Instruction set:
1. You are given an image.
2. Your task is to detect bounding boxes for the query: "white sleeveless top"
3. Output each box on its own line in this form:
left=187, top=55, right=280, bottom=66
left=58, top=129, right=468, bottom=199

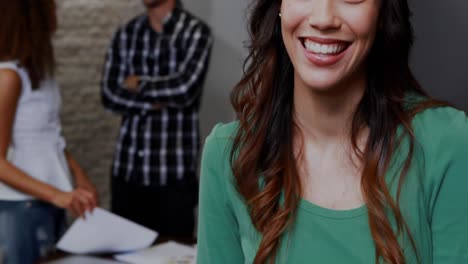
left=0, top=61, right=73, bottom=200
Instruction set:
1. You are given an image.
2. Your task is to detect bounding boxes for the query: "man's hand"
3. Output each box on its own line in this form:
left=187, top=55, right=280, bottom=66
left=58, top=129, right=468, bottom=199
left=123, top=75, right=140, bottom=92
left=153, top=103, right=164, bottom=110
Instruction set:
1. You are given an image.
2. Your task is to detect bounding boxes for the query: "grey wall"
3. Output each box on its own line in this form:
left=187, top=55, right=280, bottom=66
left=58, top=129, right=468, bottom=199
left=183, top=0, right=249, bottom=138
left=411, top=0, right=468, bottom=112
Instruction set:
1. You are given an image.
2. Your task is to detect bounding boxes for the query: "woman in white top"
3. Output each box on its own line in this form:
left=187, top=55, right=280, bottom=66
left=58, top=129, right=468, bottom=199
left=0, top=1, right=98, bottom=263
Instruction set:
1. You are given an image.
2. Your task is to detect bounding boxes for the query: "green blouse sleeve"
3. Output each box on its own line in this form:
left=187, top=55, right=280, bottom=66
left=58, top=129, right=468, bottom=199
left=197, top=124, right=244, bottom=263
left=429, top=112, right=468, bottom=263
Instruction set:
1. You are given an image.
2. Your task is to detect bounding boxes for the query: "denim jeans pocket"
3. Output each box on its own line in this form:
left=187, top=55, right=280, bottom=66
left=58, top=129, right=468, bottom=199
left=0, top=200, right=66, bottom=264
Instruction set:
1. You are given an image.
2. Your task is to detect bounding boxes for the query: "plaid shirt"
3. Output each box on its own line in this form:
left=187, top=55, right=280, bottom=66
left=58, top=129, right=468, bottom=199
left=101, top=7, right=213, bottom=186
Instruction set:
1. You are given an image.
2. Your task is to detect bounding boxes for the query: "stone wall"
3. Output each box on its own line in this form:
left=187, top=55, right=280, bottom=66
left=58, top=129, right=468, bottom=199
left=54, top=0, right=144, bottom=208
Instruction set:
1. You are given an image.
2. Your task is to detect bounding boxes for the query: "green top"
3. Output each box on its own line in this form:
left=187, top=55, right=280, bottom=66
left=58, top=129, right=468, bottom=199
left=197, top=106, right=468, bottom=264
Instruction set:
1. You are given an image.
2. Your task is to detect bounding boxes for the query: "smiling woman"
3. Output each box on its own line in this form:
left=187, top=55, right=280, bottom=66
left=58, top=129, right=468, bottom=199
left=196, top=0, right=468, bottom=263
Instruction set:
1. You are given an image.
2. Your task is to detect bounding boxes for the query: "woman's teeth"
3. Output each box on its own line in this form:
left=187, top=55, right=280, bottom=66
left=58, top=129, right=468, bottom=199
left=303, top=39, right=347, bottom=55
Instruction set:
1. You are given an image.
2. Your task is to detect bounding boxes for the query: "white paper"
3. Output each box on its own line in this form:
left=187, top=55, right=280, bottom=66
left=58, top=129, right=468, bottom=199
left=57, top=208, right=158, bottom=254
left=44, top=255, right=124, bottom=264
left=114, top=241, right=196, bottom=264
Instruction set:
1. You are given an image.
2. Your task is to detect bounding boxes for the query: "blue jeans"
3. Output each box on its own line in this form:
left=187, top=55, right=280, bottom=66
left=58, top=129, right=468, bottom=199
left=0, top=200, right=66, bottom=264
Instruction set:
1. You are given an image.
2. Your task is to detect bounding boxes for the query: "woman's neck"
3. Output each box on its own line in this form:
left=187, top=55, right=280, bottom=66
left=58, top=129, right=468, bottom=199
left=293, top=73, right=367, bottom=145
left=147, top=0, right=176, bottom=33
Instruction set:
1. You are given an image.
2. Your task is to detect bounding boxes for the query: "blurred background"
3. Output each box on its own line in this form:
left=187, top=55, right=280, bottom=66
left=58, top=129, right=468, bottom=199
left=54, top=0, right=467, bottom=209
left=410, top=0, right=468, bottom=112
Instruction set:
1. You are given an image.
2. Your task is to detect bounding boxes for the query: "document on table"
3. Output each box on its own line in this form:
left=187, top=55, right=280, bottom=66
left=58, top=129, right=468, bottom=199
left=114, top=241, right=197, bottom=264
left=44, top=255, right=123, bottom=264
left=57, top=207, right=158, bottom=254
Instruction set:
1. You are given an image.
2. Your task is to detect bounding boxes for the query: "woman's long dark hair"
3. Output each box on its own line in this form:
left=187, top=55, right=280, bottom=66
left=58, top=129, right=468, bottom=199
left=231, top=0, right=448, bottom=263
left=0, top=0, right=57, bottom=89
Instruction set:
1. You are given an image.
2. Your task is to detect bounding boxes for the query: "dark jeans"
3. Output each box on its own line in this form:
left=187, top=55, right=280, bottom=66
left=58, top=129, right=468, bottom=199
left=0, top=200, right=66, bottom=264
left=111, top=176, right=198, bottom=238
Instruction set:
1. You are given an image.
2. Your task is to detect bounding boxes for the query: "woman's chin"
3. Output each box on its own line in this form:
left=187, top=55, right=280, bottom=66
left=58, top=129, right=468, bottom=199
left=297, top=77, right=344, bottom=93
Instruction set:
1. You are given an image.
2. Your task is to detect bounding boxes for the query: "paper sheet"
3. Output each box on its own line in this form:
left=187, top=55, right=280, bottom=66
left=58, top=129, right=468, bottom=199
left=114, top=241, right=196, bottom=264
left=44, top=255, right=123, bottom=264
left=56, top=208, right=158, bottom=254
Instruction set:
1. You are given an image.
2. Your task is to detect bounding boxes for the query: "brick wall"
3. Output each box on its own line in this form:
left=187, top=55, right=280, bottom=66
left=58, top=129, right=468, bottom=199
left=54, top=0, right=144, bottom=208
